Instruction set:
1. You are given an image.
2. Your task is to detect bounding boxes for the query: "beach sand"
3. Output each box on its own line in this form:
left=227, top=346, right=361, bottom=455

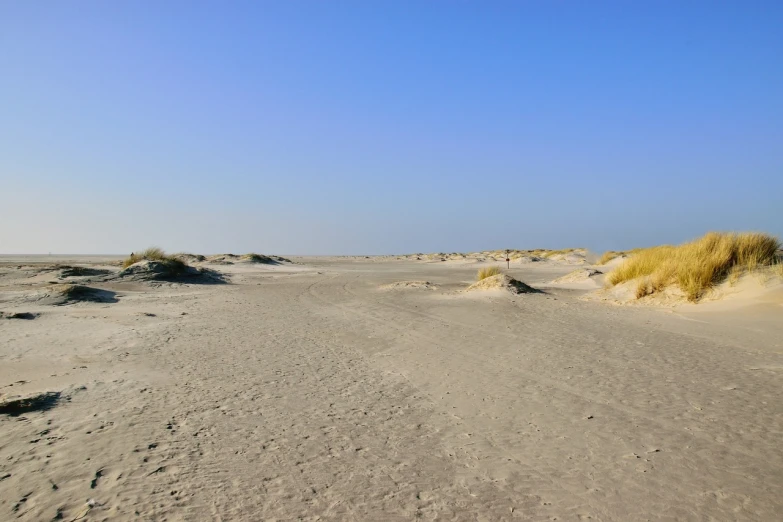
left=1, top=256, right=782, bottom=520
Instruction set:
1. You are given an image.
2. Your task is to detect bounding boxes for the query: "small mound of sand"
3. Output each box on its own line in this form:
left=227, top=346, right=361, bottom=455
left=116, top=261, right=226, bottom=284
left=547, top=253, right=586, bottom=264
left=206, top=254, right=240, bottom=264
left=443, top=257, right=480, bottom=265
left=240, top=254, right=291, bottom=264
left=466, top=274, right=539, bottom=294
left=551, top=268, right=603, bottom=284
left=118, top=260, right=198, bottom=281
left=174, top=253, right=207, bottom=263
left=43, top=284, right=117, bottom=305
left=585, top=279, right=687, bottom=307
left=205, top=253, right=291, bottom=265
left=380, top=281, right=437, bottom=290
left=56, top=266, right=111, bottom=278
left=241, top=254, right=274, bottom=264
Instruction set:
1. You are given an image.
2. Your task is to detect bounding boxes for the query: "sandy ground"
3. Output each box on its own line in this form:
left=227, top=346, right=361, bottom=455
left=1, top=256, right=782, bottom=521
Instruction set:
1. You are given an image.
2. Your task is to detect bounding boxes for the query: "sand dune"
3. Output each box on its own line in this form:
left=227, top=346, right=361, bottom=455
left=399, top=248, right=588, bottom=265
left=1, top=255, right=782, bottom=520
left=466, top=273, right=540, bottom=294
left=590, top=267, right=783, bottom=309
left=594, top=233, right=782, bottom=305
left=117, top=260, right=225, bottom=284
left=204, top=253, right=292, bottom=265
left=551, top=267, right=603, bottom=284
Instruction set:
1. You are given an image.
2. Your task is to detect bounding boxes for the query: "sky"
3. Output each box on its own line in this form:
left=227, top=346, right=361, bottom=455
left=1, top=1, right=781, bottom=255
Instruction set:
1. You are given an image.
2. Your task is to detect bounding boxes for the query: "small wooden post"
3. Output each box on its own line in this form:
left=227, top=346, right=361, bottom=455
left=505, top=249, right=510, bottom=269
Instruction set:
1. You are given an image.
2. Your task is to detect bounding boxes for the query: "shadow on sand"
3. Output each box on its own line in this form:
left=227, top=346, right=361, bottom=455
left=0, top=391, right=61, bottom=416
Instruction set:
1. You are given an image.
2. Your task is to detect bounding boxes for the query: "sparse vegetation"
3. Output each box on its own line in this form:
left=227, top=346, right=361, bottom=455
left=607, top=232, right=781, bottom=301
left=57, top=265, right=89, bottom=276
left=50, top=284, right=89, bottom=297
left=635, top=279, right=652, bottom=299
left=598, top=248, right=646, bottom=265
left=407, top=248, right=584, bottom=263
left=468, top=273, right=540, bottom=294
left=477, top=266, right=502, bottom=281
left=122, top=247, right=187, bottom=272
left=598, top=251, right=622, bottom=264
left=57, top=265, right=108, bottom=278
left=241, top=253, right=274, bottom=263
left=174, top=252, right=206, bottom=263
left=46, top=284, right=116, bottom=303
left=775, top=259, right=783, bottom=278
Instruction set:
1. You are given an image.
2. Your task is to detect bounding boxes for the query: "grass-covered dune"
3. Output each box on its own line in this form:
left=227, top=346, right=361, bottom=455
left=122, top=247, right=188, bottom=273
left=605, top=232, right=781, bottom=301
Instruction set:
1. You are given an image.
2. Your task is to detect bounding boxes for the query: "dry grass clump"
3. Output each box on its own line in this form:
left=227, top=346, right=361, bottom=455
left=598, top=248, right=646, bottom=265
left=598, top=251, right=622, bottom=265
left=477, top=266, right=502, bottom=281
left=635, top=279, right=652, bottom=299
left=122, top=247, right=187, bottom=272
left=607, top=232, right=781, bottom=301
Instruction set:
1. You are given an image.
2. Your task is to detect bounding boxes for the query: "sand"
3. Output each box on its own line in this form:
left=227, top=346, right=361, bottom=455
left=379, top=281, right=437, bottom=291
left=465, top=274, right=539, bottom=294
left=549, top=268, right=605, bottom=290
left=1, top=255, right=782, bottom=520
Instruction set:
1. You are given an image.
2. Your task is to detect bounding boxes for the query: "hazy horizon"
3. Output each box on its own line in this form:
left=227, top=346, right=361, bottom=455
left=2, top=2, right=781, bottom=255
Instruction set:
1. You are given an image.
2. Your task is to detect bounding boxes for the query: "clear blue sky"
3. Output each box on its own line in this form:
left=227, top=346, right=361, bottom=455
left=1, top=1, right=781, bottom=255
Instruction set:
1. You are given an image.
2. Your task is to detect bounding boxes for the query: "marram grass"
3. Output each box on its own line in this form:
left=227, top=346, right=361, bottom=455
left=607, top=232, right=780, bottom=301
left=598, top=248, right=646, bottom=265
left=477, top=266, right=502, bottom=281
left=122, top=247, right=187, bottom=271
